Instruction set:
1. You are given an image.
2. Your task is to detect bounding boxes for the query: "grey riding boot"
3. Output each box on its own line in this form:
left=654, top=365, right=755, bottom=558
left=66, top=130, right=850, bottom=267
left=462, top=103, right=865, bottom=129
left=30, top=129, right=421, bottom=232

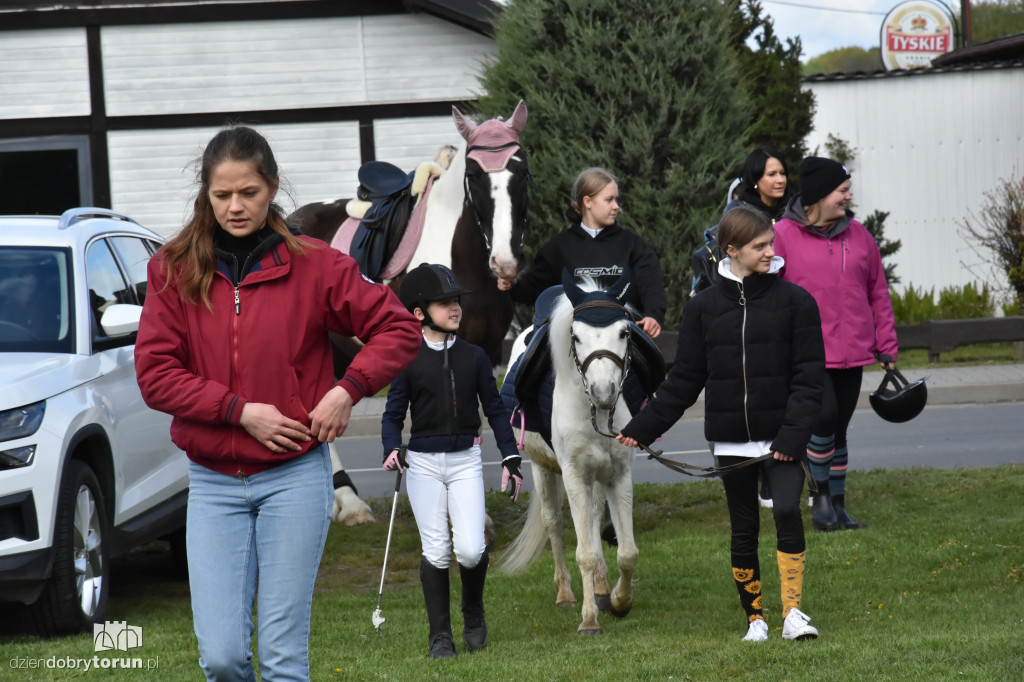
left=420, top=558, right=455, bottom=659
left=459, top=551, right=489, bottom=651
left=810, top=480, right=839, bottom=532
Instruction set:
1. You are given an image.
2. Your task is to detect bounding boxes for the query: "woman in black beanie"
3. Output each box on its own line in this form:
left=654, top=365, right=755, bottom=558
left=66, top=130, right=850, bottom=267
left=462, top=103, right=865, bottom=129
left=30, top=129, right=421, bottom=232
left=772, top=157, right=899, bottom=532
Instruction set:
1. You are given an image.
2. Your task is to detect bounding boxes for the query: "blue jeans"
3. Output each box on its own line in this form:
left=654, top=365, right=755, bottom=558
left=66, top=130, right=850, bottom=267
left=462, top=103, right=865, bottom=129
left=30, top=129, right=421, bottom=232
left=187, top=444, right=332, bottom=682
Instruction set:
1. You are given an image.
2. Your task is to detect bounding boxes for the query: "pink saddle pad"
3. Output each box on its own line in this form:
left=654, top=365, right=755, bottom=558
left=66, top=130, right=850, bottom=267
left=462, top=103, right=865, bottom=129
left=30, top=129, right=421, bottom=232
left=330, top=173, right=437, bottom=279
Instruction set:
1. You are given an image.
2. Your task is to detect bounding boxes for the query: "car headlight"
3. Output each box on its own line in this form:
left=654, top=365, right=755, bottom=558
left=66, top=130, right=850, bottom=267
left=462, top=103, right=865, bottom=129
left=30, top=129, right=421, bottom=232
left=0, top=401, right=45, bottom=441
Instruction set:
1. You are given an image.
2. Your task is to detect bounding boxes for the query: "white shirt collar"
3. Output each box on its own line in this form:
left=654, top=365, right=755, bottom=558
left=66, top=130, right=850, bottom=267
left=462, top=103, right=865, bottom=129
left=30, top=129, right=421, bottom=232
left=718, top=256, right=785, bottom=282
left=423, top=332, right=455, bottom=350
left=580, top=222, right=601, bottom=238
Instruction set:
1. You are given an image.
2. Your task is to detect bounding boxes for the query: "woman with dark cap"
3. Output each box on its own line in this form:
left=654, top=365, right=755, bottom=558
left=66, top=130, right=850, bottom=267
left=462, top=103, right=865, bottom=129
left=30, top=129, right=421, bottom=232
left=773, top=156, right=898, bottom=532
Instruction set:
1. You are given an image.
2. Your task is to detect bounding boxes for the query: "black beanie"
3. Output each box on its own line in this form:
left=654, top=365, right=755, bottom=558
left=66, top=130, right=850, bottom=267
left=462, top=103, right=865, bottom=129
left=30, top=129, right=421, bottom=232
left=799, top=157, right=851, bottom=206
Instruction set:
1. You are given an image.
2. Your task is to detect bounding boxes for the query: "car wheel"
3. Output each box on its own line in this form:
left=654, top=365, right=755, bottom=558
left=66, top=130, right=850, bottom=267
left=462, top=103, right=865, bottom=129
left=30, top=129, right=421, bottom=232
left=30, top=460, right=110, bottom=636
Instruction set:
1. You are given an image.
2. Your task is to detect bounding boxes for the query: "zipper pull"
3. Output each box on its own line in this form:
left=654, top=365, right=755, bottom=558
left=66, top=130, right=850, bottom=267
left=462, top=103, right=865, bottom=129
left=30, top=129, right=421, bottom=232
left=738, top=281, right=746, bottom=307
left=234, top=286, right=240, bottom=315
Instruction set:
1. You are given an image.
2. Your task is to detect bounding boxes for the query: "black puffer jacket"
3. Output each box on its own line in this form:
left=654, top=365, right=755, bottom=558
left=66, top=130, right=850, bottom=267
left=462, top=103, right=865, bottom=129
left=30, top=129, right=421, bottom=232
left=621, top=266, right=824, bottom=459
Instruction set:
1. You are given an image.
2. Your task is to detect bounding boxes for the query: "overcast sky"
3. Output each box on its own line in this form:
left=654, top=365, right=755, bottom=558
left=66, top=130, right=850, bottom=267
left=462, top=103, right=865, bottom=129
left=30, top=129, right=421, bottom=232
left=762, top=0, right=943, bottom=60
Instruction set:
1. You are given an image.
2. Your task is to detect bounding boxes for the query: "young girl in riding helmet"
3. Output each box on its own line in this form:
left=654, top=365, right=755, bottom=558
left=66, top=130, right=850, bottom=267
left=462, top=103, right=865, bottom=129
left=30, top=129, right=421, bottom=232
left=382, top=263, right=522, bottom=659
left=617, top=205, right=826, bottom=642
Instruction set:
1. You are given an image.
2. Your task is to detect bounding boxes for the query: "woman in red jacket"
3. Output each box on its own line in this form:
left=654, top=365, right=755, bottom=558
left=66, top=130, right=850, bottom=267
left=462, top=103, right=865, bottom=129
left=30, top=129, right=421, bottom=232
left=135, top=126, right=421, bottom=681
left=773, top=157, right=898, bottom=532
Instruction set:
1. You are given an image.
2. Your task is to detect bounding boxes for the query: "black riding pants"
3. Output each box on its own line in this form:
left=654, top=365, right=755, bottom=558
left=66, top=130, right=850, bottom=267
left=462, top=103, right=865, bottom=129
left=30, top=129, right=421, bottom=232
left=718, top=456, right=807, bottom=560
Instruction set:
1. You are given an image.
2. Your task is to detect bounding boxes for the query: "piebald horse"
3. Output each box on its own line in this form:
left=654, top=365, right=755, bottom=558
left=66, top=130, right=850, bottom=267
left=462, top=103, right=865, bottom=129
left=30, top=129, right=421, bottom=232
left=287, top=103, right=531, bottom=526
left=502, top=272, right=639, bottom=634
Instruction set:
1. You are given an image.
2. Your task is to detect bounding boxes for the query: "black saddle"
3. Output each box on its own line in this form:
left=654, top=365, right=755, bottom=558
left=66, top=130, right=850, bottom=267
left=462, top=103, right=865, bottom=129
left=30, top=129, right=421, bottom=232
left=350, top=161, right=416, bottom=281
left=627, top=321, right=667, bottom=396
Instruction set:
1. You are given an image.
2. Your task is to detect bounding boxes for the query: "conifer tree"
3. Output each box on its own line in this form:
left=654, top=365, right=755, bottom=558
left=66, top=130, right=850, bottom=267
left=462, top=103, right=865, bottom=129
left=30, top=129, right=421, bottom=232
left=729, top=0, right=815, bottom=168
left=476, top=0, right=750, bottom=325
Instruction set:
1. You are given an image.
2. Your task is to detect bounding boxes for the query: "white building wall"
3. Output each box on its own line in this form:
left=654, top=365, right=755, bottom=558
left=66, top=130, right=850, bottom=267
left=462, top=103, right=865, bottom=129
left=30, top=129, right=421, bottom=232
left=373, top=115, right=462, bottom=175
left=805, top=66, right=1024, bottom=300
left=108, top=122, right=361, bottom=238
left=101, top=13, right=494, bottom=116
left=0, top=28, right=90, bottom=118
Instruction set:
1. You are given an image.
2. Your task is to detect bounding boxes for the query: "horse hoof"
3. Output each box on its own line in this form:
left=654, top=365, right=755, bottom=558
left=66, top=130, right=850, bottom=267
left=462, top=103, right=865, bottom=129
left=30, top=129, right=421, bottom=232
left=607, top=603, right=632, bottom=619
left=595, top=594, right=612, bottom=612
left=577, top=626, right=602, bottom=636
left=340, top=508, right=375, bottom=526
left=555, top=598, right=578, bottom=607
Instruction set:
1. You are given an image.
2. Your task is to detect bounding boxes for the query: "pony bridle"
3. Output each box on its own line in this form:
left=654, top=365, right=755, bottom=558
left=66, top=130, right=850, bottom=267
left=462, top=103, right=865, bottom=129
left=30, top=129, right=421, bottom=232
left=569, top=300, right=632, bottom=438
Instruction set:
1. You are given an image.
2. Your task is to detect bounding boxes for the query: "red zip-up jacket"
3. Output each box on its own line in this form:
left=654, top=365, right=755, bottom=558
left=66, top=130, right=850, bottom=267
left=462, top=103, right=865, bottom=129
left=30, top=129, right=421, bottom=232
left=135, top=234, right=421, bottom=476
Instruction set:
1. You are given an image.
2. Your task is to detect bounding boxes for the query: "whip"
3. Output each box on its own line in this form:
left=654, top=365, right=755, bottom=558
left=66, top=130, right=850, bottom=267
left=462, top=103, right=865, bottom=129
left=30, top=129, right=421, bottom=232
left=372, top=468, right=403, bottom=633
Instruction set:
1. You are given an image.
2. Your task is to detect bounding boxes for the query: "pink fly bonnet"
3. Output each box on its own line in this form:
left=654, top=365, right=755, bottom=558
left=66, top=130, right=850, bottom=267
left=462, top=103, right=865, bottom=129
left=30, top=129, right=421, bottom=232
left=453, top=100, right=528, bottom=173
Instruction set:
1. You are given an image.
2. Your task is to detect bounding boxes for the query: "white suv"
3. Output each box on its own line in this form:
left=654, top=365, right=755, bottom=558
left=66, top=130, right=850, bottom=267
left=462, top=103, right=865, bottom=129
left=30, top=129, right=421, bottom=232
left=0, top=208, right=188, bottom=636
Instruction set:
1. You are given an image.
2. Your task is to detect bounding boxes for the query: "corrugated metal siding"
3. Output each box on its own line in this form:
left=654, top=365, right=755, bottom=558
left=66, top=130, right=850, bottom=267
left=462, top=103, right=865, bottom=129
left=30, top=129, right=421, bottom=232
left=374, top=115, right=460, bottom=175
left=805, top=67, right=1024, bottom=298
left=362, top=14, right=494, bottom=104
left=102, top=18, right=366, bottom=116
left=0, top=28, right=90, bottom=118
left=101, top=13, right=493, bottom=117
left=108, top=122, right=359, bottom=237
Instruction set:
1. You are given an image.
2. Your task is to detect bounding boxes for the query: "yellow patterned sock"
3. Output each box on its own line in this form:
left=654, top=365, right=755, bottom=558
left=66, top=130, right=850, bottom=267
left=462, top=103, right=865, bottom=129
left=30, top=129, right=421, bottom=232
left=777, top=550, right=806, bottom=618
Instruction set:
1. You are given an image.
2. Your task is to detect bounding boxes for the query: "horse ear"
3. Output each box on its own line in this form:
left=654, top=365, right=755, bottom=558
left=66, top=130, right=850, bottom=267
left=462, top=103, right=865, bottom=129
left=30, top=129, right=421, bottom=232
left=452, top=106, right=477, bottom=141
left=506, top=100, right=528, bottom=137
left=562, top=268, right=585, bottom=307
left=607, top=265, right=632, bottom=303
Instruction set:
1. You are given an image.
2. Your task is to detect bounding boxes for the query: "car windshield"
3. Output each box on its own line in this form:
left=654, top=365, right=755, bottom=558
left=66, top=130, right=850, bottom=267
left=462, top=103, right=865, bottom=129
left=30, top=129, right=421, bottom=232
left=0, top=247, right=74, bottom=353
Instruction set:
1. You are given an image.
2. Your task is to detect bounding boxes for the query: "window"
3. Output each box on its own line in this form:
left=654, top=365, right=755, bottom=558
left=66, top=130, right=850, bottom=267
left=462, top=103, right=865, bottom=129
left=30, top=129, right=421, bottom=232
left=86, top=239, right=134, bottom=348
left=109, top=237, right=155, bottom=305
left=0, top=136, right=92, bottom=215
left=0, top=247, right=73, bottom=354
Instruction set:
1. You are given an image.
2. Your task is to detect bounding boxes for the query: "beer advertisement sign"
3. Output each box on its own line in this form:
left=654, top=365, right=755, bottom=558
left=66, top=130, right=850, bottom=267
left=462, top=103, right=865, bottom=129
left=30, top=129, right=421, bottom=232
left=880, top=1, right=955, bottom=71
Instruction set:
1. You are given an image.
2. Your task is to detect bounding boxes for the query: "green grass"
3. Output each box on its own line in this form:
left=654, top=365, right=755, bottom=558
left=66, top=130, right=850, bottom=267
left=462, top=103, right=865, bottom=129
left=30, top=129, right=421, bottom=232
left=3, top=466, right=1023, bottom=680
left=894, top=342, right=1022, bottom=369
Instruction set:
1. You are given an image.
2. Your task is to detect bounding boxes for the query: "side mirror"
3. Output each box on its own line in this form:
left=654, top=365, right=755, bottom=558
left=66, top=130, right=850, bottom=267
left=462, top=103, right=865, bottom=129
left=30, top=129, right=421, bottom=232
left=100, top=304, right=143, bottom=337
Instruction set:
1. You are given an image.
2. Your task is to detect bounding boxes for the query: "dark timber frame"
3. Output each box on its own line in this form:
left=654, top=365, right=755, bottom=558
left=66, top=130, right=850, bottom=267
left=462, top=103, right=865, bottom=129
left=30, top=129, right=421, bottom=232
left=0, top=0, right=492, bottom=208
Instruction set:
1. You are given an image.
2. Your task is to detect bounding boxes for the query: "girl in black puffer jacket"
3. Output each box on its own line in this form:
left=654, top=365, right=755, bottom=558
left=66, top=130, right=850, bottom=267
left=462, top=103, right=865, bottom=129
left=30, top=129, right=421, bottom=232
left=618, top=205, right=825, bottom=643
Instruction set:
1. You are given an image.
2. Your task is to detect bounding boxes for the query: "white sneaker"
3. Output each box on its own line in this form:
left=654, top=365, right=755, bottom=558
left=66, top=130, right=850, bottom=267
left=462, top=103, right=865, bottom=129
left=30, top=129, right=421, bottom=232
left=782, top=608, right=819, bottom=640
left=742, top=618, right=769, bottom=642
left=758, top=493, right=774, bottom=509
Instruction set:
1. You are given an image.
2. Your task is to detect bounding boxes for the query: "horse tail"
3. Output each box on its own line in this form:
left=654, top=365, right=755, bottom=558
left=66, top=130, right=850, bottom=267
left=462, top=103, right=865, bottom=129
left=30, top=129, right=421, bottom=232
left=500, top=488, right=549, bottom=574
left=500, top=434, right=561, bottom=575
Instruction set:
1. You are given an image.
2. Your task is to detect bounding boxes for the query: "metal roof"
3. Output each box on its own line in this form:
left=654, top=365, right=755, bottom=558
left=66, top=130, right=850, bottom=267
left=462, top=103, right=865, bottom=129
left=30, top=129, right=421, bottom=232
left=804, top=33, right=1024, bottom=83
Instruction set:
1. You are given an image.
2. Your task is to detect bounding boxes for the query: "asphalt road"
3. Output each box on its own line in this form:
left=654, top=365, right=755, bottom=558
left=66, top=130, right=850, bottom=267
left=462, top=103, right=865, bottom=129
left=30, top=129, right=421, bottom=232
left=334, top=401, right=1024, bottom=500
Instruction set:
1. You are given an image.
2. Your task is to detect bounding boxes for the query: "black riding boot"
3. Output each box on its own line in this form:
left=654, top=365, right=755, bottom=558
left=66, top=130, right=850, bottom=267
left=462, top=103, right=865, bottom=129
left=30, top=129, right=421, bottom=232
left=832, top=494, right=868, bottom=530
left=459, top=551, right=489, bottom=652
left=420, top=558, right=455, bottom=659
left=811, top=480, right=839, bottom=532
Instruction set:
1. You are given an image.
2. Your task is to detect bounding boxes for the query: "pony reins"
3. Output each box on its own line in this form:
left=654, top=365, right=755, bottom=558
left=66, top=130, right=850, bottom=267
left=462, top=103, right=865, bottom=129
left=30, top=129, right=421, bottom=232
left=570, top=299, right=815, bottom=485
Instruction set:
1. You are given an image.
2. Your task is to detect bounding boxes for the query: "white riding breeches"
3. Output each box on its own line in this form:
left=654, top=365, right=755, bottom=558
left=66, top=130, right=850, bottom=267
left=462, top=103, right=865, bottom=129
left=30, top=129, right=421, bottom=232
left=405, top=445, right=486, bottom=570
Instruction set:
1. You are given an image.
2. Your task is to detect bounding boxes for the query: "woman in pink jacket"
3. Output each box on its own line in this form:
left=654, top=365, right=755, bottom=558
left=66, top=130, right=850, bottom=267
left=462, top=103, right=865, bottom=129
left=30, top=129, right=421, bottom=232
left=773, top=157, right=898, bottom=532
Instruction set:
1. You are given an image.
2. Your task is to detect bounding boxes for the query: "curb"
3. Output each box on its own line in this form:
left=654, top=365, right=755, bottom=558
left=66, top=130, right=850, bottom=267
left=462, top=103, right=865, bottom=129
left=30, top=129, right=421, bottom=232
left=344, top=374, right=1024, bottom=439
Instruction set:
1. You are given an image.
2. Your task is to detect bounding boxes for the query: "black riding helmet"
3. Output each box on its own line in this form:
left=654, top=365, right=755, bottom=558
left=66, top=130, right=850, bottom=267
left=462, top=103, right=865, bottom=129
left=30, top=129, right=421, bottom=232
left=869, top=364, right=928, bottom=423
left=399, top=263, right=471, bottom=319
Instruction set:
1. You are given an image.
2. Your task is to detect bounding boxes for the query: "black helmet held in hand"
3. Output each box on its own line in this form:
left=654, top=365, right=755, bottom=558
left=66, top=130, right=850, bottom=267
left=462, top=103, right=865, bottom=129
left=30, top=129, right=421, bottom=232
left=869, top=366, right=928, bottom=423
left=399, top=263, right=471, bottom=314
